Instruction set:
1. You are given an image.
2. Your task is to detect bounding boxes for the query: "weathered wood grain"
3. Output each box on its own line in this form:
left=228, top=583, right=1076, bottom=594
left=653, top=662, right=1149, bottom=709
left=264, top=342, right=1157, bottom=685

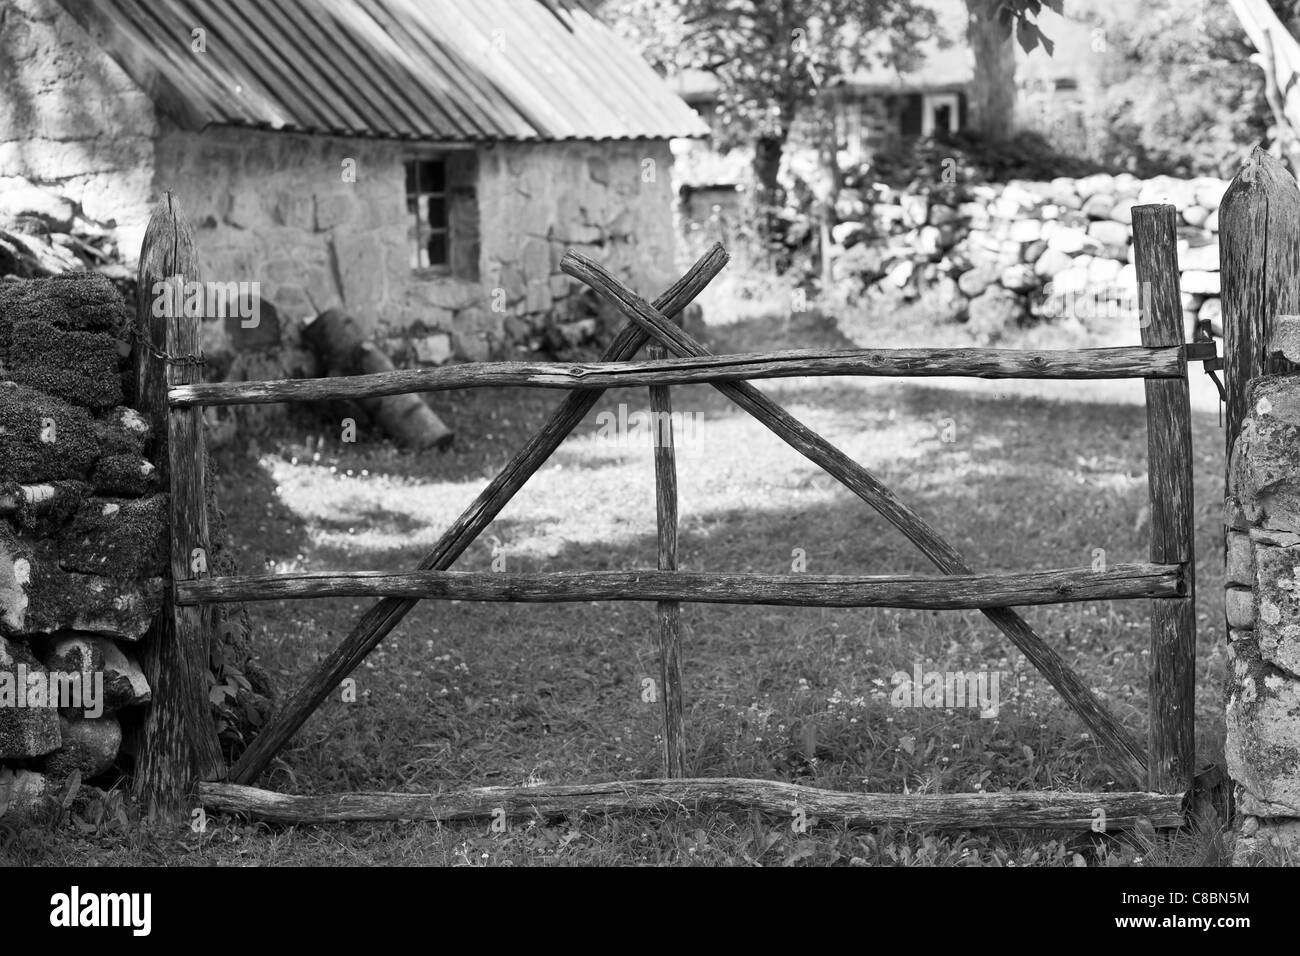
left=226, top=243, right=730, bottom=786
left=561, top=251, right=1151, bottom=786
left=648, top=336, right=686, bottom=778
left=1219, top=146, right=1300, bottom=457
left=1132, top=204, right=1197, bottom=796
left=133, top=194, right=225, bottom=814
left=170, top=346, right=1186, bottom=407
left=199, top=780, right=1184, bottom=830
left=178, top=563, right=1185, bottom=608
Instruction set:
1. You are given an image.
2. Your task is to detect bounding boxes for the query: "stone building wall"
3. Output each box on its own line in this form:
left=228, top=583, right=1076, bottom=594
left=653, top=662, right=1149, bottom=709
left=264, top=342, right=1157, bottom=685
left=1225, top=372, right=1300, bottom=863
left=156, top=128, right=678, bottom=366
left=0, top=0, right=156, bottom=253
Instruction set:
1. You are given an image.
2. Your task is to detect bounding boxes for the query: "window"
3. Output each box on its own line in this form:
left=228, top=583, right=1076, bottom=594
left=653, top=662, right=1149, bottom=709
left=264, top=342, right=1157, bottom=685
left=406, top=158, right=448, bottom=270
left=405, top=154, right=480, bottom=280
left=921, top=93, right=961, bottom=137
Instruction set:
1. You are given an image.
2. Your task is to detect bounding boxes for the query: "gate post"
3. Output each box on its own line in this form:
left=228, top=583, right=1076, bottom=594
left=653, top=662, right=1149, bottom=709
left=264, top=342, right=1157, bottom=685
left=1132, top=204, right=1196, bottom=795
left=1220, top=146, right=1300, bottom=860
left=132, top=193, right=224, bottom=816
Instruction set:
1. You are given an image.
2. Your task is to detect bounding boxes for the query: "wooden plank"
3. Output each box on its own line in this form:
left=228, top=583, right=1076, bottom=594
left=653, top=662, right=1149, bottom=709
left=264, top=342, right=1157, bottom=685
left=226, top=244, right=730, bottom=786
left=1220, top=146, right=1300, bottom=458
left=199, top=780, right=1184, bottom=830
left=649, top=337, right=686, bottom=778
left=170, top=345, right=1186, bottom=408
left=132, top=194, right=225, bottom=814
left=560, top=251, right=1151, bottom=786
left=1132, top=204, right=1197, bottom=796
left=178, top=563, right=1186, bottom=608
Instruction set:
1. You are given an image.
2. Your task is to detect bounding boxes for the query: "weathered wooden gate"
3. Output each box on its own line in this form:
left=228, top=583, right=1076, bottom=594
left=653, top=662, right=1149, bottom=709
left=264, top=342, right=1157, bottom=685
left=138, top=198, right=1207, bottom=830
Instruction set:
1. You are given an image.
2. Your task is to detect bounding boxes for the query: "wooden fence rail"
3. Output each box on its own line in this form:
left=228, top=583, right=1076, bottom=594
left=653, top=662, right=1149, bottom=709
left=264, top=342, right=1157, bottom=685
left=176, top=564, right=1186, bottom=608
left=199, top=780, right=1184, bottom=831
left=169, top=345, right=1187, bottom=407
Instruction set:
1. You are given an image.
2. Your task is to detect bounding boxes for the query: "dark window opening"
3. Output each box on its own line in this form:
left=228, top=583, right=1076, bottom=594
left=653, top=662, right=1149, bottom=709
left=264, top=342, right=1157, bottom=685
left=405, top=154, right=479, bottom=280
left=407, top=158, right=449, bottom=269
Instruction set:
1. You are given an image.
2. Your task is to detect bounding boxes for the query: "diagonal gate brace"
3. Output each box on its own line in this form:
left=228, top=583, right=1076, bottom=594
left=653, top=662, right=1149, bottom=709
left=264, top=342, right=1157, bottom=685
left=560, top=251, right=1149, bottom=787
left=227, top=245, right=730, bottom=785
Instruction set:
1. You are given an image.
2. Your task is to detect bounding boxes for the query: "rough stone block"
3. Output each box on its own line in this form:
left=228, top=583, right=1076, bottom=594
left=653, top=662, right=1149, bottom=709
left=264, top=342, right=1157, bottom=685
left=40, top=632, right=150, bottom=714
left=43, top=713, right=120, bottom=779
left=0, top=767, right=48, bottom=816
left=1253, top=545, right=1300, bottom=677
left=1231, top=377, right=1300, bottom=531
left=1226, top=586, right=1256, bottom=629
left=1233, top=817, right=1300, bottom=864
left=7, top=321, right=122, bottom=409
left=1225, top=531, right=1254, bottom=586
left=91, top=455, right=156, bottom=496
left=0, top=272, right=130, bottom=335
left=1224, top=640, right=1300, bottom=816
left=2, top=525, right=163, bottom=640
left=0, top=636, right=62, bottom=758
left=57, top=496, right=168, bottom=579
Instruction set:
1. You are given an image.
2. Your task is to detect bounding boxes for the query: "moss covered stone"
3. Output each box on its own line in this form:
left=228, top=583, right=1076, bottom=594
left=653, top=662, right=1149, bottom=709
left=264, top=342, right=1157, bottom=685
left=0, top=383, right=101, bottom=482
left=0, top=636, right=62, bottom=758
left=56, top=495, right=168, bottom=579
left=91, top=455, right=157, bottom=496
left=8, top=320, right=122, bottom=409
left=0, top=272, right=130, bottom=339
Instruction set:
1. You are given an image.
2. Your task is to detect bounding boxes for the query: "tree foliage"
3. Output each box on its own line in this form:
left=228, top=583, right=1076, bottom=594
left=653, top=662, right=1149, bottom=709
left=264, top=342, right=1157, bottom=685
left=606, top=0, right=935, bottom=153
left=1086, top=0, right=1269, bottom=177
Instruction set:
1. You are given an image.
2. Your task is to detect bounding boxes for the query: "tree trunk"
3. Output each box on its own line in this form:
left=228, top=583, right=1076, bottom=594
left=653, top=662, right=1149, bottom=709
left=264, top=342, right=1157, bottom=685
left=965, top=0, right=1017, bottom=140
left=751, top=133, right=788, bottom=245
left=302, top=309, right=454, bottom=451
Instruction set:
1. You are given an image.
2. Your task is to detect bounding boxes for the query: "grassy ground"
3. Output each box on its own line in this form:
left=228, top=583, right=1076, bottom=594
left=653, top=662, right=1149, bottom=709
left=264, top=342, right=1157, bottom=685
left=5, top=283, right=1242, bottom=866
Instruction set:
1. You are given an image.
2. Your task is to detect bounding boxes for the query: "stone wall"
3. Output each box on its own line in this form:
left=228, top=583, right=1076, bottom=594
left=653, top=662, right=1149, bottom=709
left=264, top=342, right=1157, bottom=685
left=0, top=273, right=157, bottom=812
left=1225, top=371, right=1300, bottom=863
left=831, top=173, right=1229, bottom=343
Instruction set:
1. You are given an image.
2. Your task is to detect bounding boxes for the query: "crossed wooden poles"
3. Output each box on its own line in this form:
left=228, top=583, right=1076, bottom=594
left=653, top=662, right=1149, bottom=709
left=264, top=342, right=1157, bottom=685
left=224, top=240, right=1154, bottom=789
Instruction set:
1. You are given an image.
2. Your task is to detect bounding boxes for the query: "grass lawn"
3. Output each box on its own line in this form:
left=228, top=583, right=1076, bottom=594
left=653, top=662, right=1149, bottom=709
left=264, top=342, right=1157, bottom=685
left=5, top=285, right=1243, bottom=867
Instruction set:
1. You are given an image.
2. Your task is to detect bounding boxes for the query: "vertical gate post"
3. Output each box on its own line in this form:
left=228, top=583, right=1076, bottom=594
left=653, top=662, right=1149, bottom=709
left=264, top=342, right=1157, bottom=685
left=1220, top=146, right=1300, bottom=456
left=133, top=193, right=224, bottom=815
left=648, top=336, right=686, bottom=777
left=1132, top=203, right=1197, bottom=795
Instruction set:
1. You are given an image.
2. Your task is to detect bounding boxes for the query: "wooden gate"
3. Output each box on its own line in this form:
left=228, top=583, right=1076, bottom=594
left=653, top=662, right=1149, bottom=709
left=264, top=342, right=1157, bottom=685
left=138, top=199, right=1205, bottom=830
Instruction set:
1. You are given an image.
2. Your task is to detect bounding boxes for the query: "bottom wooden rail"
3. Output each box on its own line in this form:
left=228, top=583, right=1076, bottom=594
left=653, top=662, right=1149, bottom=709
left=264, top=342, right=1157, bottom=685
left=178, top=563, right=1185, bottom=608
left=199, top=780, right=1184, bottom=830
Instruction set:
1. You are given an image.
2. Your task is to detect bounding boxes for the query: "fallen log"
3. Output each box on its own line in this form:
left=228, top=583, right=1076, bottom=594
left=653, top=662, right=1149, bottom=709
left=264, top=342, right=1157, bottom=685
left=199, top=779, right=1185, bottom=830
left=302, top=308, right=453, bottom=450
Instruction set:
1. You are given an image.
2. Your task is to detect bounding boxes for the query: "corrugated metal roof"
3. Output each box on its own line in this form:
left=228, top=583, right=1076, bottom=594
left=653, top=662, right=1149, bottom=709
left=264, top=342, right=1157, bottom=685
left=55, top=0, right=709, bottom=141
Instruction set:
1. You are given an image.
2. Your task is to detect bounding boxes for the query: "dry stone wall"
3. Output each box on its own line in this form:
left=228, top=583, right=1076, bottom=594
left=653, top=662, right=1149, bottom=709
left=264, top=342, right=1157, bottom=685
left=0, top=273, right=158, bottom=813
left=1225, top=371, right=1300, bottom=863
left=831, top=173, right=1229, bottom=343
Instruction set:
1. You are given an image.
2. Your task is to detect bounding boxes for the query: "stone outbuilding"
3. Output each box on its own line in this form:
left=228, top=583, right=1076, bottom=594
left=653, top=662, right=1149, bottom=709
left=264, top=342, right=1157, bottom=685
left=0, top=0, right=707, bottom=361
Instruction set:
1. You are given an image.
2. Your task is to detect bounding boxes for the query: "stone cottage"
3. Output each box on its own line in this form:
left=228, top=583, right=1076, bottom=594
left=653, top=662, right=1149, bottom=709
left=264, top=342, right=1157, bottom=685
left=0, top=0, right=708, bottom=362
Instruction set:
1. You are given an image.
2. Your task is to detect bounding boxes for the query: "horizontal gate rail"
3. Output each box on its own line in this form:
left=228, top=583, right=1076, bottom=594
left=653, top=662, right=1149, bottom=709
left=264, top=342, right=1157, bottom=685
left=198, top=779, right=1185, bottom=831
left=176, top=563, right=1187, bottom=608
left=169, top=344, right=1189, bottom=407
